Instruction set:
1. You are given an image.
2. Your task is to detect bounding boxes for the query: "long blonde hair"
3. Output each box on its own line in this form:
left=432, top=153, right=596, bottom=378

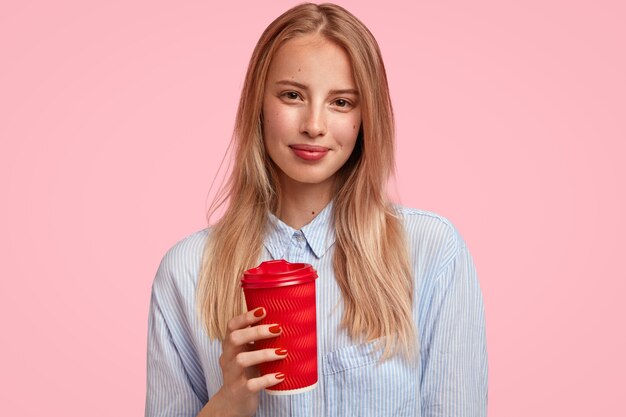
left=197, top=3, right=416, bottom=359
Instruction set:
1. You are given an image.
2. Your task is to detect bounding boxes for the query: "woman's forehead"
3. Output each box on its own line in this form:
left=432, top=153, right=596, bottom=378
left=267, top=35, right=356, bottom=89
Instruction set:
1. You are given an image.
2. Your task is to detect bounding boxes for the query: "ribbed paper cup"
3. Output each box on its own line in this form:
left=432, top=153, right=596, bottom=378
left=241, top=260, right=318, bottom=395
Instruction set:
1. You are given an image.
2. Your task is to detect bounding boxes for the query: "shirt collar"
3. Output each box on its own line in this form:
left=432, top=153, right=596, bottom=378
left=264, top=200, right=336, bottom=260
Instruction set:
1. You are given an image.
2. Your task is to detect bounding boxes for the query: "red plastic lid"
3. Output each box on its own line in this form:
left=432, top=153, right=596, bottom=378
left=241, top=260, right=318, bottom=289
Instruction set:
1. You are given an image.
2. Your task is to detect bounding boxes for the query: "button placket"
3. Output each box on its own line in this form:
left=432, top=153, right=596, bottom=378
left=292, top=231, right=306, bottom=248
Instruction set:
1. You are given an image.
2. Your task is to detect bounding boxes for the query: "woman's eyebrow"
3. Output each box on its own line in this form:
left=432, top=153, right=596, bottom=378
left=276, top=80, right=308, bottom=90
left=328, top=88, right=359, bottom=96
left=275, top=80, right=359, bottom=96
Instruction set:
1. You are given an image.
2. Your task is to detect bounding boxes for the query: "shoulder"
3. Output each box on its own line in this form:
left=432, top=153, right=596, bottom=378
left=152, top=228, right=210, bottom=296
left=394, top=205, right=464, bottom=248
left=159, top=228, right=210, bottom=270
left=393, top=205, right=466, bottom=277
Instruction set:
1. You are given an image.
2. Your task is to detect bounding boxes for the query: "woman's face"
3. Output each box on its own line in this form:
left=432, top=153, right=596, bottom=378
left=262, top=34, right=362, bottom=193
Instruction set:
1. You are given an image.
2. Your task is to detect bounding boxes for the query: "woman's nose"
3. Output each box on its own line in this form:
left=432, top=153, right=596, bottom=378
left=300, top=106, right=327, bottom=137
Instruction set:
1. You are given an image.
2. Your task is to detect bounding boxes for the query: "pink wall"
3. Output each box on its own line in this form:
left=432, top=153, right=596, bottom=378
left=1, top=0, right=624, bottom=415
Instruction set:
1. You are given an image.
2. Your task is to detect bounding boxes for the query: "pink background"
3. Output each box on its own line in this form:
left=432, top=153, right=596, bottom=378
left=1, top=0, right=624, bottom=415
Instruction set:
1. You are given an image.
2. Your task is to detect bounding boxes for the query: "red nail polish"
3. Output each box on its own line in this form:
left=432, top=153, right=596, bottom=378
left=275, top=348, right=288, bottom=355
left=269, top=325, right=281, bottom=334
left=275, top=372, right=285, bottom=380
left=253, top=308, right=264, bottom=317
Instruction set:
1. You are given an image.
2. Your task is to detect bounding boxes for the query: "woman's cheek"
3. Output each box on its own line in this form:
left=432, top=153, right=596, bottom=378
left=336, top=116, right=361, bottom=145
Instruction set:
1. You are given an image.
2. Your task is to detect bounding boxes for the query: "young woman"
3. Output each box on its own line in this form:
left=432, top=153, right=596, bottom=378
left=146, top=3, right=487, bottom=417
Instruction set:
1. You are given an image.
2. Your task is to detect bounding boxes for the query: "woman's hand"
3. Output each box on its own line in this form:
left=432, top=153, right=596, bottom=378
left=199, top=307, right=287, bottom=417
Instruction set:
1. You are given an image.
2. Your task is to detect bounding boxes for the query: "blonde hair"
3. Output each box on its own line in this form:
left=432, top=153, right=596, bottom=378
left=197, top=3, right=416, bottom=359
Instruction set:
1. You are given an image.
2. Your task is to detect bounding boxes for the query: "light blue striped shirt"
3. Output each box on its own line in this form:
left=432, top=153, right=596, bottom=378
left=146, top=202, right=487, bottom=416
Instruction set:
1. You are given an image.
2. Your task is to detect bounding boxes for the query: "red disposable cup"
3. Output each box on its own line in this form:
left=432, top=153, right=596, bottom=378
left=241, top=259, right=318, bottom=395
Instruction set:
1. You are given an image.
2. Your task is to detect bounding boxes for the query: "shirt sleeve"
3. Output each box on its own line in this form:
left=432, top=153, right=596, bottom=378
left=145, top=257, right=205, bottom=417
left=420, top=239, right=488, bottom=417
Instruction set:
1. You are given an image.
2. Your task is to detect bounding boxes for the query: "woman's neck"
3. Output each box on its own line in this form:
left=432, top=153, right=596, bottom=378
left=276, top=179, right=333, bottom=230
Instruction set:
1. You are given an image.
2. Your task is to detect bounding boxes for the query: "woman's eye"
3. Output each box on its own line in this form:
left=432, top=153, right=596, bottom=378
left=283, top=92, right=300, bottom=100
left=334, top=99, right=351, bottom=108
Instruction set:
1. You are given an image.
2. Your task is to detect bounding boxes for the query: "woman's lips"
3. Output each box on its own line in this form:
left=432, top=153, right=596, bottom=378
left=289, top=144, right=329, bottom=161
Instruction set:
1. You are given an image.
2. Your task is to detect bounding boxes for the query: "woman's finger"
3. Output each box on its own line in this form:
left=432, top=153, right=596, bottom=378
left=227, top=324, right=282, bottom=348
left=234, top=348, right=288, bottom=369
left=221, top=308, right=268, bottom=358
left=245, top=373, right=287, bottom=394
left=226, top=307, right=266, bottom=333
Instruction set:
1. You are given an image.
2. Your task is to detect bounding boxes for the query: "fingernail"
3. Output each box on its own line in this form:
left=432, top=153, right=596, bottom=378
left=269, top=325, right=281, bottom=334
left=253, top=308, right=265, bottom=317
left=275, top=372, right=285, bottom=380
left=275, top=348, right=288, bottom=356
